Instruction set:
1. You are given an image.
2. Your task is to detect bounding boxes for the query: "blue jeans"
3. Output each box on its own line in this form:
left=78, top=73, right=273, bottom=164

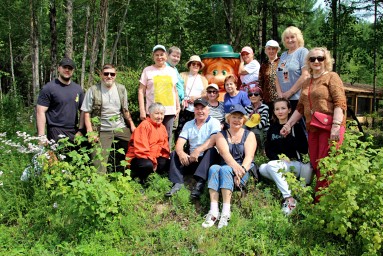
left=207, top=164, right=253, bottom=192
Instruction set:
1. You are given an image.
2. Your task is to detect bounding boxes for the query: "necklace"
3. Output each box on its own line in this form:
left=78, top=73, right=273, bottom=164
left=312, top=71, right=328, bottom=79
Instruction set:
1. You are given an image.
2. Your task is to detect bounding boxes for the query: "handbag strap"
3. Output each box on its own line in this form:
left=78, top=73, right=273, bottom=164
left=185, top=74, right=199, bottom=98
left=308, top=78, right=313, bottom=112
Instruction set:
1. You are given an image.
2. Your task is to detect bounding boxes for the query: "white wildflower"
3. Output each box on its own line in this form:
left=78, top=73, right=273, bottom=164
left=59, top=154, right=66, bottom=160
left=0, top=182, right=3, bottom=186
left=58, top=134, right=66, bottom=138
left=0, top=132, right=6, bottom=137
left=0, top=171, right=3, bottom=176
left=53, top=202, right=58, bottom=208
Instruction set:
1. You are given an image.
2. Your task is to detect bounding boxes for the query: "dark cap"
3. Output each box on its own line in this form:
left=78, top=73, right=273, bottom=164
left=193, top=98, right=208, bottom=107
left=229, top=104, right=247, bottom=115
left=59, top=58, right=76, bottom=69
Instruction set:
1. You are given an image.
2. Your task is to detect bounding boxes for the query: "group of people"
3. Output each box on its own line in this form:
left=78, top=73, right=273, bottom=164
left=36, top=25, right=347, bottom=229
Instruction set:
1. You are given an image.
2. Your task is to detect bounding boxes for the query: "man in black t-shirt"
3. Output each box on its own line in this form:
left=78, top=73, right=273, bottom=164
left=36, top=58, right=84, bottom=143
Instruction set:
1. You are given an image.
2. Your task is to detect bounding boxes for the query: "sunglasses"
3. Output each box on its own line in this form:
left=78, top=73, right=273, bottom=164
left=248, top=93, right=260, bottom=97
left=207, top=90, right=218, bottom=94
left=309, top=56, right=325, bottom=62
left=103, top=72, right=116, bottom=77
left=191, top=62, right=201, bottom=66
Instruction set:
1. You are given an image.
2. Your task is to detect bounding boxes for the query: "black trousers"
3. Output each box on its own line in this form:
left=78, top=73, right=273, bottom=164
left=168, top=147, right=219, bottom=184
left=130, top=157, right=169, bottom=181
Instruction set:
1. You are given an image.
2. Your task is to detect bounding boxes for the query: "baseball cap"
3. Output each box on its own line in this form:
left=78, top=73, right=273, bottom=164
left=207, top=84, right=219, bottom=91
left=193, top=98, right=208, bottom=107
left=59, top=58, right=76, bottom=69
left=153, top=44, right=166, bottom=52
left=245, top=113, right=261, bottom=128
left=240, top=46, right=253, bottom=55
left=229, top=104, right=247, bottom=115
left=265, top=40, right=281, bottom=50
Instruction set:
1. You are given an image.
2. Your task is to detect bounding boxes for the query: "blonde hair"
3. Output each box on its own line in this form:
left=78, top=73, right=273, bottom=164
left=281, top=26, right=304, bottom=48
left=305, top=47, right=334, bottom=74
left=225, top=112, right=248, bottom=124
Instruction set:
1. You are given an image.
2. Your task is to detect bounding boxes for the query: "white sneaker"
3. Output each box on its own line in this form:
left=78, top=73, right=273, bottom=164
left=282, top=198, right=297, bottom=216
left=217, top=213, right=230, bottom=229
left=202, top=211, right=220, bottom=228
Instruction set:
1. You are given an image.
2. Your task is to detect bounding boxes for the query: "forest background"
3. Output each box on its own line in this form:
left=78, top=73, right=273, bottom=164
left=0, top=0, right=383, bottom=255
left=0, top=0, right=382, bottom=111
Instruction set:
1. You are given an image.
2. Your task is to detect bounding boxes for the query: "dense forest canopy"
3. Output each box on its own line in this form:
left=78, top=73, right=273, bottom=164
left=0, top=0, right=382, bottom=106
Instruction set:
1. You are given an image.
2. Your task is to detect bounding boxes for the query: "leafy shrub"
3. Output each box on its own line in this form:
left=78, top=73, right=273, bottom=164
left=301, top=132, right=383, bottom=255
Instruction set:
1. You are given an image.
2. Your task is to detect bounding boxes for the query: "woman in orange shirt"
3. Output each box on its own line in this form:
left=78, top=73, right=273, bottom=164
left=126, top=103, right=170, bottom=182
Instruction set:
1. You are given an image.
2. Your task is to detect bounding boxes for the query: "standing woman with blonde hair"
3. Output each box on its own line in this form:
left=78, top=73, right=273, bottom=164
left=276, top=26, right=310, bottom=112
left=280, top=47, right=347, bottom=202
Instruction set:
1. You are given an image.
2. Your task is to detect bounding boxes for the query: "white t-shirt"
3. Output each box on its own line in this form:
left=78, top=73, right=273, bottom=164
left=139, top=65, right=178, bottom=115
left=240, top=59, right=260, bottom=84
left=184, top=74, right=205, bottom=112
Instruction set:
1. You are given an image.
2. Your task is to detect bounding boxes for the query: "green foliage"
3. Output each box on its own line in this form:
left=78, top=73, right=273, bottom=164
left=302, top=132, right=383, bottom=255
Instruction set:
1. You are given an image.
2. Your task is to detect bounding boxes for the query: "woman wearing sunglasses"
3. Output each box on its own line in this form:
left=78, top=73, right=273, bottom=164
left=244, top=86, right=269, bottom=154
left=174, top=55, right=208, bottom=142
left=280, top=47, right=347, bottom=202
left=206, top=84, right=225, bottom=129
left=275, top=26, right=310, bottom=112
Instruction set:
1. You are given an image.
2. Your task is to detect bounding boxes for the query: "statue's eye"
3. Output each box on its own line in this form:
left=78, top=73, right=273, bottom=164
left=212, top=70, right=218, bottom=76
left=222, top=70, right=227, bottom=76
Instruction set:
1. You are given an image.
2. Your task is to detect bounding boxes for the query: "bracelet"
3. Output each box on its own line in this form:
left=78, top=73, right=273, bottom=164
left=241, top=165, right=247, bottom=172
left=332, top=120, right=341, bottom=125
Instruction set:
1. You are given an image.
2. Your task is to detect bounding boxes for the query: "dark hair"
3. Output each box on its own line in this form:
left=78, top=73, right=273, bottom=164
left=272, top=98, right=291, bottom=122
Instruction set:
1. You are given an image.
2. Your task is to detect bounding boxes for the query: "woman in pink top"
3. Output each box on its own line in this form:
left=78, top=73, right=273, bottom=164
left=138, top=45, right=180, bottom=145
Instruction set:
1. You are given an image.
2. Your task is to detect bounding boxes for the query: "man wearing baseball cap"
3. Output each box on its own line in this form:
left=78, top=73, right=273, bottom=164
left=166, top=98, right=221, bottom=199
left=36, top=57, right=84, bottom=143
left=238, top=46, right=261, bottom=92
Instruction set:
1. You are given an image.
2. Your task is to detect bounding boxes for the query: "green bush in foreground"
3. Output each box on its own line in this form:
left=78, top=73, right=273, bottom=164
left=0, top=128, right=382, bottom=255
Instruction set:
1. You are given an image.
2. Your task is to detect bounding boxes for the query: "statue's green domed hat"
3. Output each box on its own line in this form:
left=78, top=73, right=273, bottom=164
left=200, top=44, right=240, bottom=59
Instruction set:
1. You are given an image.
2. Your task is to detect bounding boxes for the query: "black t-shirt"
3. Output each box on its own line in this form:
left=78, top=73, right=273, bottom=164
left=37, top=79, right=84, bottom=128
left=265, top=121, right=308, bottom=161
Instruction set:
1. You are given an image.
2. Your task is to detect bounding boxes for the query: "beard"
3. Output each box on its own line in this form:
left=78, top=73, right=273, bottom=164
left=103, top=81, right=114, bottom=88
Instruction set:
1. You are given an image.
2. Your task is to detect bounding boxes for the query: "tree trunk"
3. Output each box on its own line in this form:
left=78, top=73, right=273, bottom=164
left=223, top=0, right=234, bottom=45
left=81, top=5, right=90, bottom=89
left=30, top=0, right=40, bottom=105
left=101, top=9, right=109, bottom=66
left=89, top=0, right=108, bottom=87
left=331, top=0, right=338, bottom=72
left=260, top=0, right=267, bottom=62
left=49, top=0, right=57, bottom=80
left=65, top=0, right=73, bottom=59
left=272, top=0, right=278, bottom=41
left=8, top=20, right=15, bottom=94
left=110, top=1, right=130, bottom=64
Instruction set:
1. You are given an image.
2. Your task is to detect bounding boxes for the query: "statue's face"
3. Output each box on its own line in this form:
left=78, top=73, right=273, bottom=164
left=203, top=59, right=236, bottom=92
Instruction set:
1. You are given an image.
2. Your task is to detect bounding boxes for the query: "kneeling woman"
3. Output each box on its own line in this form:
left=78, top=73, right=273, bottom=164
left=259, top=98, right=309, bottom=215
left=202, top=104, right=256, bottom=229
left=126, top=103, right=170, bottom=182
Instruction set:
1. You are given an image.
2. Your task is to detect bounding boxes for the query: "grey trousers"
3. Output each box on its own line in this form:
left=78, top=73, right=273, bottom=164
left=93, top=126, right=131, bottom=174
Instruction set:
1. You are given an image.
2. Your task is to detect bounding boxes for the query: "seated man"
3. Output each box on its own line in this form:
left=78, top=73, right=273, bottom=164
left=165, top=98, right=221, bottom=199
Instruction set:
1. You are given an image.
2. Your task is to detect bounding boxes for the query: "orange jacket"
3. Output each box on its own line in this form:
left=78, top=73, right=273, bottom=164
left=126, top=118, right=170, bottom=169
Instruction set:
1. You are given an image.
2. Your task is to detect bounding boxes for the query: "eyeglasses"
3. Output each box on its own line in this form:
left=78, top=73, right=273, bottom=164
left=207, top=90, right=218, bottom=94
left=103, top=72, right=116, bottom=77
left=191, top=62, right=201, bottom=67
left=309, top=56, right=325, bottom=62
left=248, top=93, right=260, bottom=97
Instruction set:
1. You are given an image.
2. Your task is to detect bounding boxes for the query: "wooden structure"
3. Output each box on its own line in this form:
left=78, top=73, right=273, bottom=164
left=344, top=83, right=383, bottom=123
